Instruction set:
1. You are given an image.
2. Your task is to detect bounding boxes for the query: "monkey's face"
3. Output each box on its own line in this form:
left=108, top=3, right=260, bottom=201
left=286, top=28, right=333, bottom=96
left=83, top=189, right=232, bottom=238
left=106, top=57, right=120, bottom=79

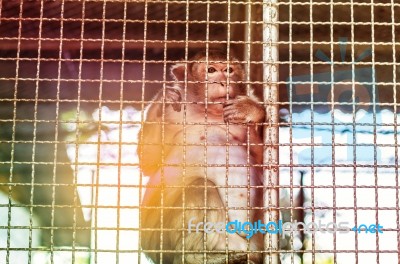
left=191, top=62, right=246, bottom=104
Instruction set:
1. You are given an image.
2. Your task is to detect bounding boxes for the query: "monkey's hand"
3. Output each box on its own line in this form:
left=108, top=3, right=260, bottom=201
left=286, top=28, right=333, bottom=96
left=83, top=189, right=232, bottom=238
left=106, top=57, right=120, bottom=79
left=163, top=87, right=182, bottom=112
left=223, top=96, right=265, bottom=124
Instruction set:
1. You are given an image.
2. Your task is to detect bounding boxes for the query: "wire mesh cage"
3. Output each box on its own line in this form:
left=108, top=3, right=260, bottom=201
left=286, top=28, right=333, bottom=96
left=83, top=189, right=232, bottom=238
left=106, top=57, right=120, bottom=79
left=0, top=0, right=398, bottom=263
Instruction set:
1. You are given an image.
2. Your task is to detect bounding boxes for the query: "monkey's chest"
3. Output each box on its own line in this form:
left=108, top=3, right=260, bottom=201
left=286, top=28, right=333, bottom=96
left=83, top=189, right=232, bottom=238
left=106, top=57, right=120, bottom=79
left=172, top=124, right=248, bottom=145
left=169, top=124, right=258, bottom=175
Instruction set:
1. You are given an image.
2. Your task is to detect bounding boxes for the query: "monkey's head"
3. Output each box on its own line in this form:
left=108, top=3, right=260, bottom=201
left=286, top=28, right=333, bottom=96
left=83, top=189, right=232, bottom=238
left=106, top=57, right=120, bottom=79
left=170, top=50, right=246, bottom=107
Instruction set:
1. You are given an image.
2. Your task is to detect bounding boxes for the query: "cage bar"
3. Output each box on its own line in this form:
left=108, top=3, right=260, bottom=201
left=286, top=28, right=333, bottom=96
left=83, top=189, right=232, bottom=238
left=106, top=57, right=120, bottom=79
left=263, top=0, right=280, bottom=263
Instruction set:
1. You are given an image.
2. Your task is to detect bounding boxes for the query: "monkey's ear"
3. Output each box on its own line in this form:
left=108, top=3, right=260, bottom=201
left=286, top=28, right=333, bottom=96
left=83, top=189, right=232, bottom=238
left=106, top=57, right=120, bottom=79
left=170, top=63, right=187, bottom=81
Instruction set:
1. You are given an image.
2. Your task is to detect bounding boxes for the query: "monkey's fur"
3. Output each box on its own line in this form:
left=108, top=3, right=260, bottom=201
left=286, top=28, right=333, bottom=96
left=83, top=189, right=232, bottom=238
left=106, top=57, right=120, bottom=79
left=138, top=50, right=265, bottom=263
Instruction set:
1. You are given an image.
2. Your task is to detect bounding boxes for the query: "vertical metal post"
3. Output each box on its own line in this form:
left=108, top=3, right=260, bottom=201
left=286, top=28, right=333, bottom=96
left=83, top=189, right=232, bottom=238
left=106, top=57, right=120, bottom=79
left=263, top=0, right=279, bottom=263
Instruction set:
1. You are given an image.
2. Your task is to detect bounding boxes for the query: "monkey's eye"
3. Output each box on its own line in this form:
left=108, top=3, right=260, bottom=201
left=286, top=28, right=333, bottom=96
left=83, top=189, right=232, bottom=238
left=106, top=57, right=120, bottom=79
left=207, top=67, right=216, bottom=73
left=225, top=67, right=234, bottom=73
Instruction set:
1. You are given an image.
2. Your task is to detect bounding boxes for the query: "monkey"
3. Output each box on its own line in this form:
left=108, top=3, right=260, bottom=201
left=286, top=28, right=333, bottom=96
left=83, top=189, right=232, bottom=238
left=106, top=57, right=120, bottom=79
left=138, top=50, right=265, bottom=263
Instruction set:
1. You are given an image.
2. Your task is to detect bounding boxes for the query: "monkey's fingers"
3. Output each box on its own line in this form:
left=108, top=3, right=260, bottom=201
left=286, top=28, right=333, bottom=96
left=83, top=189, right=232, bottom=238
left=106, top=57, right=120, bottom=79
left=224, top=110, right=248, bottom=123
left=224, top=102, right=263, bottom=124
left=169, top=102, right=181, bottom=112
left=223, top=99, right=238, bottom=107
left=225, top=100, right=265, bottom=123
left=223, top=107, right=241, bottom=117
left=223, top=98, right=255, bottom=112
left=165, top=101, right=181, bottom=112
left=223, top=103, right=249, bottom=116
left=165, top=88, right=182, bottom=101
left=165, top=88, right=182, bottom=112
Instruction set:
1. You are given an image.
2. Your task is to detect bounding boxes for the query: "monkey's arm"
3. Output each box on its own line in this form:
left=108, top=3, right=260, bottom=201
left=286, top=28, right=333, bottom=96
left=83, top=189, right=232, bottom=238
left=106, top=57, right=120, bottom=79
left=223, top=95, right=265, bottom=163
left=137, top=88, right=182, bottom=176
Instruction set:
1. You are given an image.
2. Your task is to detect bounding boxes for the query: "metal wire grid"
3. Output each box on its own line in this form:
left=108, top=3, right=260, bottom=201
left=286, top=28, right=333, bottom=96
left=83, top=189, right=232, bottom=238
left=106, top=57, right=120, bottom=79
left=0, top=0, right=273, bottom=263
left=280, top=1, right=399, bottom=264
left=0, top=0, right=398, bottom=264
